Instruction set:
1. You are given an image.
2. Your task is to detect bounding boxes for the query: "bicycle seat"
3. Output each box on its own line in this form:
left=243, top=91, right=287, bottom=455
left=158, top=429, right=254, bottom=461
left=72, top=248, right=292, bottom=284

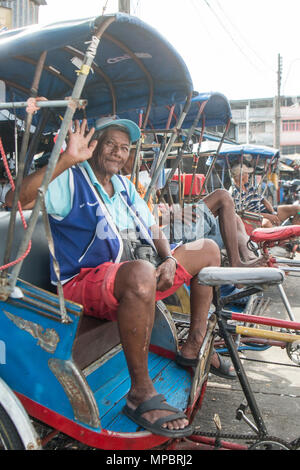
left=198, top=267, right=284, bottom=286
left=250, top=225, right=300, bottom=243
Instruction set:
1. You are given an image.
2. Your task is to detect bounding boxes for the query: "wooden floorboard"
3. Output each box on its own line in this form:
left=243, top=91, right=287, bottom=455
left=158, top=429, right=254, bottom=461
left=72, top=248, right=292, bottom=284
left=85, top=349, right=192, bottom=432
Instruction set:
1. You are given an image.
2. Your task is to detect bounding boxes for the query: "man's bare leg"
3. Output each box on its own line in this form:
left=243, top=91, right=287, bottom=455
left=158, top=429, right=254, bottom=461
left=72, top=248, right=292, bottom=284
left=203, top=189, right=265, bottom=267
left=173, top=238, right=231, bottom=371
left=235, top=214, right=258, bottom=262
left=277, top=204, right=300, bottom=225
left=114, top=259, right=189, bottom=431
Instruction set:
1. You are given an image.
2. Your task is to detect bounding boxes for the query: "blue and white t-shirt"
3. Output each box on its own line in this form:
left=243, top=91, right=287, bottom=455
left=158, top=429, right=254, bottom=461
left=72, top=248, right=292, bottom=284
left=45, top=161, right=156, bottom=229
left=45, top=161, right=156, bottom=284
left=231, top=183, right=268, bottom=213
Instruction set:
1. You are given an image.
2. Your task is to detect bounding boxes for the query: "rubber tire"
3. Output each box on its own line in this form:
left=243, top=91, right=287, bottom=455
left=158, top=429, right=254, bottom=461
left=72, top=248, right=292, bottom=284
left=0, top=403, right=25, bottom=450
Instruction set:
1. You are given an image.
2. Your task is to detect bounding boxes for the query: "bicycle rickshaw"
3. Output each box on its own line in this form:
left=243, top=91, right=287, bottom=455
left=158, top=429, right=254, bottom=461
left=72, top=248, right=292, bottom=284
left=0, top=14, right=299, bottom=451
left=208, top=144, right=300, bottom=300
left=123, top=98, right=300, bottom=368
left=116, top=74, right=300, bottom=449
left=196, top=143, right=300, bottom=361
left=208, top=143, right=300, bottom=256
left=116, top=91, right=232, bottom=204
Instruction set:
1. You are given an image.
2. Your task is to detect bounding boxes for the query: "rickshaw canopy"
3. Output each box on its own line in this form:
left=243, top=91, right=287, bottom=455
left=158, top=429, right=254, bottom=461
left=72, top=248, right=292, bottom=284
left=182, top=91, right=232, bottom=128
left=217, top=143, right=280, bottom=160
left=206, top=143, right=280, bottom=168
left=0, top=14, right=193, bottom=129
left=117, top=91, right=232, bottom=129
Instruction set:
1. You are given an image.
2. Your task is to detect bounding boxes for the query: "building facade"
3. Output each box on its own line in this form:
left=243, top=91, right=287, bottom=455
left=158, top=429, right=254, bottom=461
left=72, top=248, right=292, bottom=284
left=0, top=0, right=46, bottom=30
left=230, top=95, right=300, bottom=157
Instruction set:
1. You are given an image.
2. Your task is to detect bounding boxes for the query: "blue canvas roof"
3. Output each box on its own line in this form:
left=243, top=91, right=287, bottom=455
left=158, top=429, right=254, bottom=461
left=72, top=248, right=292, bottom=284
left=182, top=92, right=232, bottom=128
left=0, top=14, right=193, bottom=128
left=217, top=143, right=280, bottom=159
left=116, top=91, right=232, bottom=129
left=206, top=143, right=280, bottom=168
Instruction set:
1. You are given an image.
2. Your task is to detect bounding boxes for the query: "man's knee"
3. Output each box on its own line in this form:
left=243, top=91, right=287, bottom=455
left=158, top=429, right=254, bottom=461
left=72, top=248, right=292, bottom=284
left=293, top=205, right=300, bottom=214
left=189, top=238, right=221, bottom=265
left=213, top=188, right=234, bottom=208
left=204, top=239, right=221, bottom=265
left=116, top=260, right=156, bottom=302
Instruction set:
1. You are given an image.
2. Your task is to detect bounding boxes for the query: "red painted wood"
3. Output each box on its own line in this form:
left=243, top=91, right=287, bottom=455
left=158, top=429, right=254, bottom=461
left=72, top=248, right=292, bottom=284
left=15, top=392, right=169, bottom=450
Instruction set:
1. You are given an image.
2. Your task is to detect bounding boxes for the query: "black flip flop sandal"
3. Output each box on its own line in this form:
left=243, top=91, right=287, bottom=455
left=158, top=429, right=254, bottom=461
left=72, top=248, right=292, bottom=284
left=175, top=351, right=199, bottom=368
left=176, top=350, right=236, bottom=380
left=123, top=394, right=194, bottom=438
left=210, top=352, right=236, bottom=380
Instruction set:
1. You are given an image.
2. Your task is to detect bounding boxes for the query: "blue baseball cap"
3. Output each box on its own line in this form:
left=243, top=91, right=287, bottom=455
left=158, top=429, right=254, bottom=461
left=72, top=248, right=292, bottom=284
left=95, top=116, right=141, bottom=143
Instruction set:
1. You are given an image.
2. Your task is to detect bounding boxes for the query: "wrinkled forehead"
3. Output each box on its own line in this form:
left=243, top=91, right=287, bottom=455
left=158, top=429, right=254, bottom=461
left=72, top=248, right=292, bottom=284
left=102, top=127, right=131, bottom=144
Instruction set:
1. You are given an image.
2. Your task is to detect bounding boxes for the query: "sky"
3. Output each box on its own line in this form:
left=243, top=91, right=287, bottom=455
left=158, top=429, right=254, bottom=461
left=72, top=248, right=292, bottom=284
left=38, top=0, right=300, bottom=102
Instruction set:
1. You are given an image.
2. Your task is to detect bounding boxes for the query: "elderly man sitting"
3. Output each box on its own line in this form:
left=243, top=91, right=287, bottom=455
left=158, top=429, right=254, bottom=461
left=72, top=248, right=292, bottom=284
left=231, top=163, right=300, bottom=228
left=6, top=117, right=236, bottom=439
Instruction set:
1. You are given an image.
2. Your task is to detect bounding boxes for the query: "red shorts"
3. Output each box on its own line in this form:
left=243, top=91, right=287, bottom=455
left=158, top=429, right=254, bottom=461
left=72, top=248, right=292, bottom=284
left=63, top=260, right=192, bottom=321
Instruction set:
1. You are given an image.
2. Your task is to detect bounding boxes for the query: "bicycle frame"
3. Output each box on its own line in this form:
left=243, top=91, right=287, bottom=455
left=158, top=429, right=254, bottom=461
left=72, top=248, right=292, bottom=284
left=189, top=269, right=300, bottom=447
left=167, top=274, right=300, bottom=450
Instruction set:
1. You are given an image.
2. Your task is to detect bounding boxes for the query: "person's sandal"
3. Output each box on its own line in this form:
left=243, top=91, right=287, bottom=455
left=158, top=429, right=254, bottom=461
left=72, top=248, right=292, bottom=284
left=175, top=351, right=199, bottom=368
left=123, top=394, right=194, bottom=437
left=210, top=351, right=236, bottom=380
left=175, top=350, right=236, bottom=380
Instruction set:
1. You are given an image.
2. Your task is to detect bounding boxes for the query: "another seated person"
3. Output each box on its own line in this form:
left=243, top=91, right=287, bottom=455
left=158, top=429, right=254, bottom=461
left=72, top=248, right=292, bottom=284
left=121, top=150, right=263, bottom=268
left=6, top=117, right=236, bottom=439
left=231, top=163, right=300, bottom=228
left=0, top=180, right=11, bottom=209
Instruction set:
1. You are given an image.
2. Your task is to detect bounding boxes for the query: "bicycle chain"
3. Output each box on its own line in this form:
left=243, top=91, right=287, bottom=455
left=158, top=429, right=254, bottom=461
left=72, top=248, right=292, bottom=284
left=193, top=428, right=294, bottom=449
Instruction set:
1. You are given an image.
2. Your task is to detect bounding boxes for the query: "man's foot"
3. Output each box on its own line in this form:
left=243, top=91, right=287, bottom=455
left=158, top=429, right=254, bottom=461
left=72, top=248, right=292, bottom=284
left=124, top=393, right=194, bottom=437
left=209, top=351, right=236, bottom=379
left=176, top=346, right=236, bottom=379
left=236, top=255, right=269, bottom=268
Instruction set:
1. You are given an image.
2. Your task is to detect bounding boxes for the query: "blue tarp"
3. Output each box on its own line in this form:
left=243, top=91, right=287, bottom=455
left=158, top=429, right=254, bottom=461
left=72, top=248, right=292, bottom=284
left=116, top=91, right=232, bottom=129
left=206, top=143, right=280, bottom=168
left=217, top=143, right=280, bottom=159
left=0, top=14, right=193, bottom=128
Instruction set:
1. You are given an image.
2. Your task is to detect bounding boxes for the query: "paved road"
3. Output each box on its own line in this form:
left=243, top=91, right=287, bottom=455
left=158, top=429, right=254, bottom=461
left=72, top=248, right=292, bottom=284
left=194, top=257, right=300, bottom=449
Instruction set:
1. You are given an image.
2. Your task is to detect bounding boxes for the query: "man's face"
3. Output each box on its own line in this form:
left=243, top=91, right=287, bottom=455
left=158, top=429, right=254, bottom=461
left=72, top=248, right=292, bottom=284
left=95, top=128, right=131, bottom=176
left=234, top=171, right=249, bottom=185
left=241, top=171, right=249, bottom=184
left=122, top=148, right=141, bottom=174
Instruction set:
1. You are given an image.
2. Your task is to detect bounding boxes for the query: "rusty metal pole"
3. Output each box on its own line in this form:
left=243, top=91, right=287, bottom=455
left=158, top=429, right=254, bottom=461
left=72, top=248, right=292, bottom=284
left=1, top=51, right=47, bottom=279
left=6, top=17, right=116, bottom=299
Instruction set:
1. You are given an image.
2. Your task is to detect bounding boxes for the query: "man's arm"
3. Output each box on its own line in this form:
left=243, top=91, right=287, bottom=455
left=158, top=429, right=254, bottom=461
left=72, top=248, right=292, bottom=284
left=5, top=120, right=97, bottom=209
left=151, top=224, right=177, bottom=291
left=261, top=198, right=281, bottom=225
left=6, top=156, right=70, bottom=208
left=262, top=197, right=275, bottom=214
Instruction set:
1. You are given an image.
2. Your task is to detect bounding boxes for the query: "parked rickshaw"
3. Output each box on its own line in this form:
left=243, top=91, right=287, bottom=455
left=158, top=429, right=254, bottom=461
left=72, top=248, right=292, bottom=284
left=117, top=92, right=233, bottom=318
left=0, top=14, right=299, bottom=451
left=133, top=99, right=300, bottom=365
left=200, top=143, right=300, bottom=361
left=209, top=143, right=300, bottom=269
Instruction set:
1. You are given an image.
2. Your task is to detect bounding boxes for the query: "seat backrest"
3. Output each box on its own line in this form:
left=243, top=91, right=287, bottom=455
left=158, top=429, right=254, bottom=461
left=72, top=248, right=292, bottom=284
left=0, top=210, right=53, bottom=291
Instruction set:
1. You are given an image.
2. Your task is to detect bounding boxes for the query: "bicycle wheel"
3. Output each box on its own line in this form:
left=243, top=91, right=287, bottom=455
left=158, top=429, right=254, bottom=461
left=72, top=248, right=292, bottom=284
left=0, top=403, right=25, bottom=450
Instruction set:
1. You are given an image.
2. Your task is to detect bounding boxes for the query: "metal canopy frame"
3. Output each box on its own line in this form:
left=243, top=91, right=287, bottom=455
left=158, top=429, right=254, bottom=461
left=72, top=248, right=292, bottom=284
left=0, top=13, right=194, bottom=306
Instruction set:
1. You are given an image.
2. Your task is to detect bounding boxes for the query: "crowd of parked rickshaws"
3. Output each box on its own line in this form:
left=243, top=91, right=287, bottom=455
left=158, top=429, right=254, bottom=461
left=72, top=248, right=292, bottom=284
left=0, top=13, right=300, bottom=451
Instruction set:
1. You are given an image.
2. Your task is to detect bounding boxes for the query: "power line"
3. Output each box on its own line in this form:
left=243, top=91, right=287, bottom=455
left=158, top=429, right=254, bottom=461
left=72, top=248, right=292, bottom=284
left=132, top=0, right=140, bottom=15
left=102, top=0, right=110, bottom=15
left=190, top=0, right=216, bottom=42
left=282, top=58, right=300, bottom=95
left=213, top=0, right=276, bottom=73
left=201, top=0, right=268, bottom=74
